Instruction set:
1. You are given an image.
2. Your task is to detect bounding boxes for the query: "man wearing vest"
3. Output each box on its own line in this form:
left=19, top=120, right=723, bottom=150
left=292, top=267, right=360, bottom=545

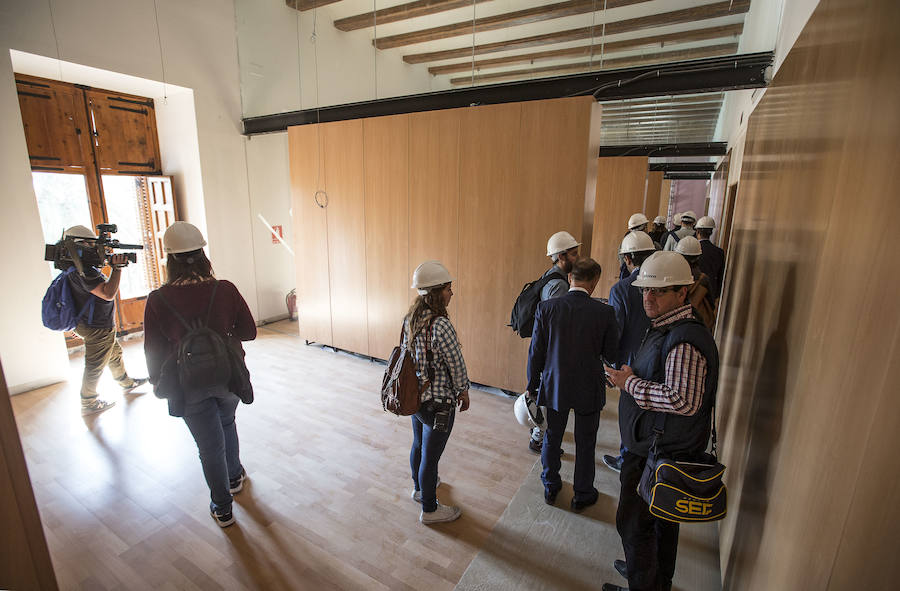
left=526, top=230, right=581, bottom=453
left=526, top=258, right=618, bottom=511
left=663, top=210, right=697, bottom=251
left=603, top=231, right=655, bottom=474
left=603, top=251, right=719, bottom=591
left=63, top=225, right=148, bottom=416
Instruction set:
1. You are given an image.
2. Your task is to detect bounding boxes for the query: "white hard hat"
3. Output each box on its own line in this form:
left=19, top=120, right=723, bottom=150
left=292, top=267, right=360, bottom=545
left=619, top=231, right=656, bottom=254
left=411, top=260, right=453, bottom=295
left=675, top=236, right=703, bottom=257
left=632, top=251, right=695, bottom=288
left=64, top=225, right=97, bottom=239
left=695, top=216, right=716, bottom=229
left=163, top=221, right=207, bottom=254
left=673, top=213, right=682, bottom=226
left=546, top=231, right=581, bottom=258
left=514, top=392, right=546, bottom=430
left=681, top=210, right=697, bottom=223
left=654, top=216, right=666, bottom=225
left=627, top=213, right=649, bottom=230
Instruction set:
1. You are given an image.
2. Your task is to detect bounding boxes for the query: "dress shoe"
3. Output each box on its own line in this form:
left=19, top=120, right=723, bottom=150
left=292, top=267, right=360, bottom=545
left=601, top=584, right=628, bottom=591
left=603, top=454, right=623, bottom=473
left=570, top=490, right=599, bottom=513
left=544, top=488, right=560, bottom=505
left=614, top=559, right=627, bottom=578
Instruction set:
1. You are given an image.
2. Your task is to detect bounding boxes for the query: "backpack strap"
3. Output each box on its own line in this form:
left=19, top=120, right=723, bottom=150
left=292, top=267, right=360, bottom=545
left=204, top=281, right=219, bottom=327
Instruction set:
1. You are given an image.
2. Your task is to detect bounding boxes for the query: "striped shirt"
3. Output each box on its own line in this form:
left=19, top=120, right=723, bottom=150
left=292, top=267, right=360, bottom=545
left=623, top=304, right=707, bottom=416
left=403, top=316, right=470, bottom=405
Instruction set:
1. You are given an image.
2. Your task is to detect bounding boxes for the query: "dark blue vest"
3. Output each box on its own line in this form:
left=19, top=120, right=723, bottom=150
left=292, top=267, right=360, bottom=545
left=618, top=317, right=719, bottom=458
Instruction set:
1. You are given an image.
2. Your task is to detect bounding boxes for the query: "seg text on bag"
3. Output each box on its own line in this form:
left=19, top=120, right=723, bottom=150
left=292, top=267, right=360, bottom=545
left=638, top=406, right=727, bottom=523
left=509, top=268, right=567, bottom=338
left=381, top=319, right=434, bottom=416
left=156, top=282, right=232, bottom=397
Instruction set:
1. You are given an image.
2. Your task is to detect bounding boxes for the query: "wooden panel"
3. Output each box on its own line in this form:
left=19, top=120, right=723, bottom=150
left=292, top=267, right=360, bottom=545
left=145, top=176, right=177, bottom=285
left=322, top=120, right=369, bottom=355
left=408, top=109, right=460, bottom=312
left=0, top=361, right=58, bottom=590
left=715, top=0, right=900, bottom=588
left=15, top=74, right=92, bottom=171
left=457, top=103, right=522, bottom=390
left=589, top=157, right=648, bottom=298
left=85, top=89, right=161, bottom=174
left=403, top=0, right=750, bottom=63
left=363, top=115, right=409, bottom=361
left=288, top=124, right=332, bottom=345
left=285, top=0, right=340, bottom=10
left=659, top=178, right=672, bottom=219
left=505, top=97, right=594, bottom=389
left=645, top=171, right=663, bottom=219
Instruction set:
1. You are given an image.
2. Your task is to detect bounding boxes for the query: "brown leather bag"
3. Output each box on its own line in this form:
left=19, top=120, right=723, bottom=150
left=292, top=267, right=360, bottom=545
left=381, top=319, right=434, bottom=416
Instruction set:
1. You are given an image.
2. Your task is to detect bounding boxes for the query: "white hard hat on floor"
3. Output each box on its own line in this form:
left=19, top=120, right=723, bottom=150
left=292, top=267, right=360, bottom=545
left=163, top=221, right=207, bottom=254
left=681, top=210, right=697, bottom=223
left=64, top=225, right=97, bottom=239
left=411, top=260, right=453, bottom=295
left=627, top=213, right=649, bottom=230
left=654, top=216, right=666, bottom=225
left=514, top=392, right=546, bottom=430
left=619, top=231, right=656, bottom=254
left=695, top=216, right=716, bottom=229
left=546, top=231, right=581, bottom=258
left=675, top=236, right=703, bottom=257
left=633, top=251, right=695, bottom=288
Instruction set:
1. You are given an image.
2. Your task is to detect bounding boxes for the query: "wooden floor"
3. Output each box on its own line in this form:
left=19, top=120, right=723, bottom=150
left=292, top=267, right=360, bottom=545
left=10, top=320, right=538, bottom=590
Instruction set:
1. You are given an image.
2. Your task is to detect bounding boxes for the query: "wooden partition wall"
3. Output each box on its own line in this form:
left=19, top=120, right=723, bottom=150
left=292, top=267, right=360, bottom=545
left=715, top=0, right=899, bottom=588
left=290, top=97, right=599, bottom=391
left=589, top=156, right=649, bottom=298
left=644, top=170, right=664, bottom=222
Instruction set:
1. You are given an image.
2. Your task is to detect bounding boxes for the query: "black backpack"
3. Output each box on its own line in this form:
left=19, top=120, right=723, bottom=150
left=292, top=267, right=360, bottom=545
left=157, top=282, right=232, bottom=394
left=509, top=268, right=568, bottom=338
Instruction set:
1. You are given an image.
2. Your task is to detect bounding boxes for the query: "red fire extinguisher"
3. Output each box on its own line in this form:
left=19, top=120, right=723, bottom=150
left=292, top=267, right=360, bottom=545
left=286, top=289, right=297, bottom=321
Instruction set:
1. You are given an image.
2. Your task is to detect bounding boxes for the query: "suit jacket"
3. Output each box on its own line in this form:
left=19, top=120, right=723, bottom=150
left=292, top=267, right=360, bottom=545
left=699, top=239, right=726, bottom=298
left=526, top=290, right=619, bottom=413
left=608, top=268, right=650, bottom=367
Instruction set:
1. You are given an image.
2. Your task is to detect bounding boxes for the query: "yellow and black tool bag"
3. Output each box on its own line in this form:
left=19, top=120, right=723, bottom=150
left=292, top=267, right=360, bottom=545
left=638, top=452, right=727, bottom=523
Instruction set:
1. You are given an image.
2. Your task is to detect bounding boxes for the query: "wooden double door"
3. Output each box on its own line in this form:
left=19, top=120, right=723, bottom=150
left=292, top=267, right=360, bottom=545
left=289, top=97, right=597, bottom=391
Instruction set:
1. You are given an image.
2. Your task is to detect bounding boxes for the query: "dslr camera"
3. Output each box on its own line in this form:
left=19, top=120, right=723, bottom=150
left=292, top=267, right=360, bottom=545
left=44, top=223, right=143, bottom=277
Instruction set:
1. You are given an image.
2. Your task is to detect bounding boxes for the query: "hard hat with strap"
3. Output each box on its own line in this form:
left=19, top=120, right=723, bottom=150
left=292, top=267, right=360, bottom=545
left=546, top=231, right=581, bottom=259
left=632, top=251, right=695, bottom=288
left=411, top=260, right=453, bottom=295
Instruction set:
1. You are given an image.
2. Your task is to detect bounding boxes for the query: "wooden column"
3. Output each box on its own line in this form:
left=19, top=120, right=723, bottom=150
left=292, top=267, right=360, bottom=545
left=589, top=156, right=649, bottom=298
left=645, top=170, right=664, bottom=221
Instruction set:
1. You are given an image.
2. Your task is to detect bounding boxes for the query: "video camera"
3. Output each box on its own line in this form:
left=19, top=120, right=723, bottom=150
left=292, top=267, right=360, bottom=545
left=44, top=223, right=144, bottom=277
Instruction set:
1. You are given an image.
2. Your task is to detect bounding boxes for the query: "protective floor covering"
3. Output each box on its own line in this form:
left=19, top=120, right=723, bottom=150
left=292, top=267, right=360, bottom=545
left=455, top=390, right=721, bottom=591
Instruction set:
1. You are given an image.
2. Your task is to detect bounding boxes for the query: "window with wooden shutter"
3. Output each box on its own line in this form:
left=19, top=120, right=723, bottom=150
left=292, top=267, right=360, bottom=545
left=85, top=89, right=161, bottom=175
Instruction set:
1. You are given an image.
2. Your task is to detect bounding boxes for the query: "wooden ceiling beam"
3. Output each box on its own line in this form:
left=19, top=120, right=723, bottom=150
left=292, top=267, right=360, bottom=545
left=335, top=0, right=494, bottom=32
left=449, top=43, right=738, bottom=85
left=428, top=22, right=743, bottom=75
left=403, top=0, right=749, bottom=62
left=376, top=0, right=651, bottom=50
left=285, top=0, right=341, bottom=11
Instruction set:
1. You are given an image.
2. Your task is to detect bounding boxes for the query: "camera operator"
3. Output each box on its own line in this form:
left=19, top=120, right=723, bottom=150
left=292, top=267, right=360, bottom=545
left=62, top=225, right=147, bottom=416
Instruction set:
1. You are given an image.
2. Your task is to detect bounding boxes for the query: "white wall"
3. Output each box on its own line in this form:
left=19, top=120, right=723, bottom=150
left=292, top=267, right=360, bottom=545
left=0, top=0, right=295, bottom=392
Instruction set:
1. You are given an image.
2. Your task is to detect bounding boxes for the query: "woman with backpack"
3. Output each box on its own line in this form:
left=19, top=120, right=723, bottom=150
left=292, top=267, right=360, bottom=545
left=143, top=222, right=256, bottom=528
left=405, top=260, right=471, bottom=524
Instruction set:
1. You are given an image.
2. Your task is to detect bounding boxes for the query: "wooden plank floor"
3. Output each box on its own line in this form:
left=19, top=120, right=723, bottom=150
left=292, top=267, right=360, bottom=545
left=10, top=321, right=538, bottom=590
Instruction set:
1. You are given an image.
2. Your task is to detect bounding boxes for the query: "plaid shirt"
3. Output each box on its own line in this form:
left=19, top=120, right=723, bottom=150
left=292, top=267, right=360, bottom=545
left=403, top=316, right=470, bottom=404
left=623, top=304, right=708, bottom=416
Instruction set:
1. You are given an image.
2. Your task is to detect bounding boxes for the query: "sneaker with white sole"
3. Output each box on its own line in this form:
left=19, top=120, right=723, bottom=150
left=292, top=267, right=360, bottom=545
left=420, top=503, right=461, bottom=524
left=229, top=467, right=247, bottom=494
left=122, top=377, right=149, bottom=394
left=81, top=399, right=115, bottom=416
left=210, top=502, right=235, bottom=528
left=411, top=476, right=441, bottom=503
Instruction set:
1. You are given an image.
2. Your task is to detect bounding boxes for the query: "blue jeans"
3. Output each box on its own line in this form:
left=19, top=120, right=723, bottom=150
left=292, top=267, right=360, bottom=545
left=182, top=392, right=242, bottom=513
left=410, top=402, right=455, bottom=512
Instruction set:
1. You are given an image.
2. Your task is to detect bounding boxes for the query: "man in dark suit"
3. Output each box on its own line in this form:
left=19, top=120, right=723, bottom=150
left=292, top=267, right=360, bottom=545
left=526, top=258, right=619, bottom=511
left=695, top=216, right=726, bottom=299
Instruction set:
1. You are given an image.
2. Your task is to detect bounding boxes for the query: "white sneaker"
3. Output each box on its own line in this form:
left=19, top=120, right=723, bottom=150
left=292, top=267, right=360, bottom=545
left=411, top=476, right=441, bottom=503
left=81, top=399, right=115, bottom=416
left=420, top=503, right=461, bottom=524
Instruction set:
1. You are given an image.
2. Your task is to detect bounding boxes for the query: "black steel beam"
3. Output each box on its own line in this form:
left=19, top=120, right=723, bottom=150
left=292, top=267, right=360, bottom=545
left=664, top=172, right=712, bottom=180
left=242, top=52, right=773, bottom=135
left=649, top=162, right=717, bottom=172
left=599, top=142, right=727, bottom=157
